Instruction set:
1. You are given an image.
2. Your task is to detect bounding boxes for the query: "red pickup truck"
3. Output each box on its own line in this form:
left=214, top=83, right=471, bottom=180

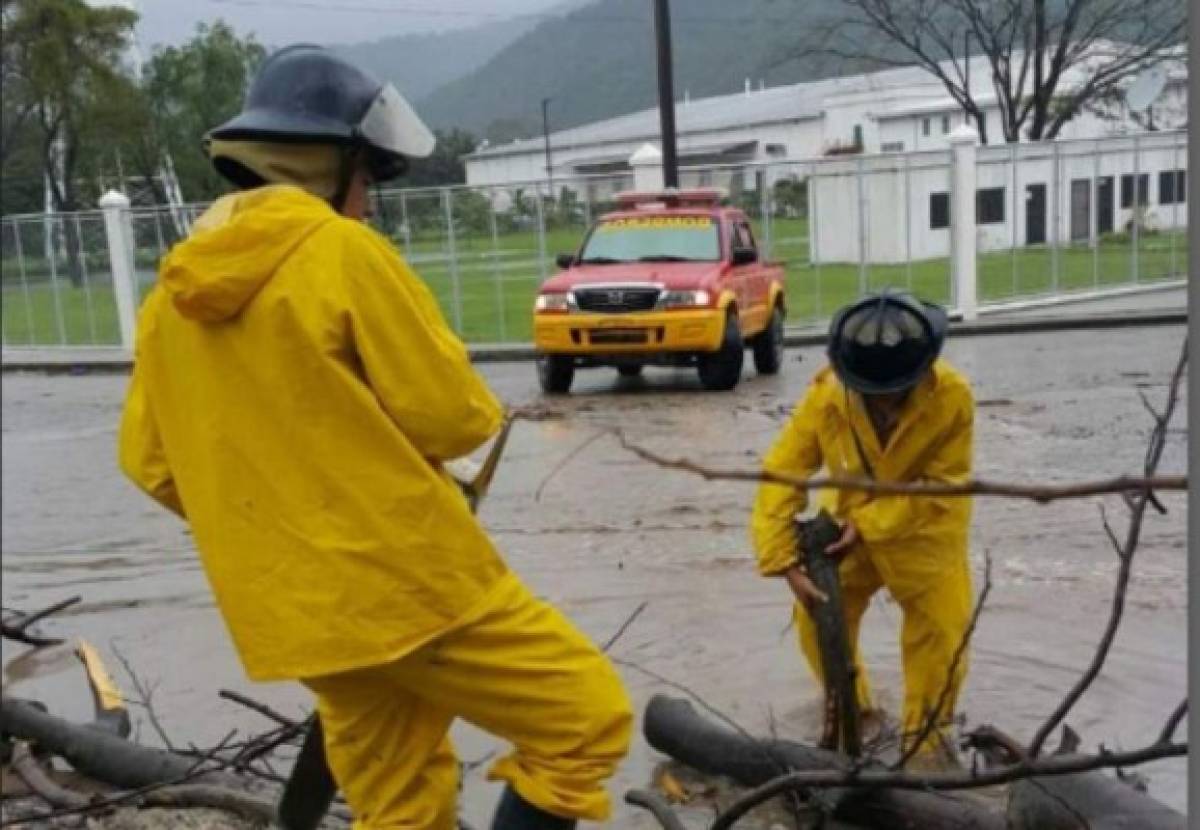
left=532, top=189, right=787, bottom=393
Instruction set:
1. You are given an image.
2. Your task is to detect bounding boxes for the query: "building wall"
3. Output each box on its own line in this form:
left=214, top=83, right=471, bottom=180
left=811, top=131, right=1187, bottom=264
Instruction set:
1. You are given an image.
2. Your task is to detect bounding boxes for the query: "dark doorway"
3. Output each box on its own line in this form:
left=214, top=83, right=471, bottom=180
left=1025, top=183, right=1046, bottom=245
left=1070, top=179, right=1091, bottom=241
left=1097, top=176, right=1114, bottom=235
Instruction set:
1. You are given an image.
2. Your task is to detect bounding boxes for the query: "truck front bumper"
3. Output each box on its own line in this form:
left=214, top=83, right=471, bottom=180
left=533, top=308, right=725, bottom=355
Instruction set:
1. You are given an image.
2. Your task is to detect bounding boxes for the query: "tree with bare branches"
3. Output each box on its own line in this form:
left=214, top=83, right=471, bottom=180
left=794, top=0, right=1186, bottom=144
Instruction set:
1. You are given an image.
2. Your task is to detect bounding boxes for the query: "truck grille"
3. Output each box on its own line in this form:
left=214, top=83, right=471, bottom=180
left=589, top=328, right=649, bottom=345
left=574, top=286, right=660, bottom=313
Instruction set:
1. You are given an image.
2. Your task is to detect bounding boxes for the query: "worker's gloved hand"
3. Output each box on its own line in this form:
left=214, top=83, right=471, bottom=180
left=824, top=519, right=860, bottom=561
left=784, top=564, right=828, bottom=610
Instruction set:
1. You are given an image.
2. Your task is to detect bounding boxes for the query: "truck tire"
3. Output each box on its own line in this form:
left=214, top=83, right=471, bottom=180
left=697, top=312, right=744, bottom=391
left=752, top=305, right=785, bottom=375
left=617, top=364, right=643, bottom=378
left=537, top=355, right=574, bottom=394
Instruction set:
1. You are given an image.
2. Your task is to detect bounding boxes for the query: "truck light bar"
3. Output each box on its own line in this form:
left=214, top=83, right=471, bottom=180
left=614, top=188, right=726, bottom=210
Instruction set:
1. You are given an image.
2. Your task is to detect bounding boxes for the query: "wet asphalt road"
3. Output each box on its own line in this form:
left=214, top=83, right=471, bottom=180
left=1, top=323, right=1188, bottom=825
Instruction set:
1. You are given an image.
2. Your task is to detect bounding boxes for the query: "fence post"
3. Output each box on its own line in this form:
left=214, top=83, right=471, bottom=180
left=99, top=190, right=139, bottom=354
left=949, top=124, right=979, bottom=320
left=441, top=188, right=463, bottom=334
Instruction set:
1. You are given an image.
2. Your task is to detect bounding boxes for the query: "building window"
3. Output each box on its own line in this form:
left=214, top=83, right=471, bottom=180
left=852, top=124, right=863, bottom=148
left=977, top=187, right=1005, bottom=224
left=881, top=141, right=904, bottom=153
left=941, top=115, right=951, bottom=134
left=930, top=192, right=950, bottom=229
left=1120, top=173, right=1149, bottom=208
left=1159, top=169, right=1186, bottom=204
left=922, top=118, right=931, bottom=137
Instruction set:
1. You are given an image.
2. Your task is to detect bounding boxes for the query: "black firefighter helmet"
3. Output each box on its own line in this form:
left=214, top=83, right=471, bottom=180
left=828, top=291, right=948, bottom=395
left=207, top=44, right=435, bottom=187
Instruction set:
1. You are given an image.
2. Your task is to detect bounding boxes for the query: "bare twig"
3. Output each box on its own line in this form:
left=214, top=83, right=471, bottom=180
left=1158, top=699, right=1188, bottom=745
left=1028, top=340, right=1187, bottom=758
left=0, top=596, right=81, bottom=647
left=893, top=553, right=993, bottom=770
left=602, top=601, right=648, bottom=652
left=611, top=429, right=1185, bottom=503
left=218, top=689, right=298, bottom=727
left=706, top=738, right=1186, bottom=830
left=533, top=427, right=611, bottom=502
left=111, top=644, right=171, bottom=750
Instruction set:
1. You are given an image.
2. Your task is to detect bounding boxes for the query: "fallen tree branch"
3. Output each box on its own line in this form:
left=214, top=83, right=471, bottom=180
left=10, top=741, right=91, bottom=810
left=1027, top=339, right=1187, bottom=758
left=624, top=789, right=688, bottom=830
left=0, top=697, right=244, bottom=791
left=707, top=738, right=1186, bottom=830
left=1, top=596, right=81, bottom=647
left=612, top=429, right=1186, bottom=503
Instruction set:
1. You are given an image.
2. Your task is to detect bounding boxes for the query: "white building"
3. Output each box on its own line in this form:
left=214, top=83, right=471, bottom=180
left=808, top=129, right=1188, bottom=263
left=464, top=42, right=1187, bottom=264
left=464, top=41, right=1187, bottom=191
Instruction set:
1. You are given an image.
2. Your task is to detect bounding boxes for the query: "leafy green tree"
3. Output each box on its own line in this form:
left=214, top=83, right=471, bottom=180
left=2, top=0, right=138, bottom=213
left=400, top=128, right=478, bottom=187
left=140, top=21, right=266, bottom=202
left=2, top=0, right=139, bottom=280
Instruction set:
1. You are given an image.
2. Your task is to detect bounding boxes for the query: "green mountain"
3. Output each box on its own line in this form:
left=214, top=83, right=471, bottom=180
left=414, top=0, right=866, bottom=140
left=334, top=0, right=594, bottom=104
left=334, top=18, right=538, bottom=103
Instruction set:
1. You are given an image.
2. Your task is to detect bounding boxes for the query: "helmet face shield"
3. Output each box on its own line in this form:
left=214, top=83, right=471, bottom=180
left=359, top=83, right=437, bottom=161
left=828, top=292, right=948, bottom=394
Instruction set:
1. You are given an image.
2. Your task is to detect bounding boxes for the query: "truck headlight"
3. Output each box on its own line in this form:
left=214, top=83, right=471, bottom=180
left=659, top=289, right=711, bottom=309
left=535, top=292, right=572, bottom=312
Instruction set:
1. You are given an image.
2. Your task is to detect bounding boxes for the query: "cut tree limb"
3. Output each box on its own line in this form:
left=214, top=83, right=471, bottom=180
left=643, top=695, right=1005, bottom=830
left=0, top=697, right=242, bottom=791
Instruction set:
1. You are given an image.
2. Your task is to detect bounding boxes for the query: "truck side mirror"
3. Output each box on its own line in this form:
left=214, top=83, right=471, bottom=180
left=731, top=246, right=758, bottom=266
left=555, top=252, right=576, bottom=269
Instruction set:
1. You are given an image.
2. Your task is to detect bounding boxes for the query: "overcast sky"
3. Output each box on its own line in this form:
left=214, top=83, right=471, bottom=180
left=129, top=0, right=570, bottom=50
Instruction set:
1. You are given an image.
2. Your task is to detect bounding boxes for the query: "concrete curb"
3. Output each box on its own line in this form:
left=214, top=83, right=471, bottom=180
left=2, top=308, right=1186, bottom=374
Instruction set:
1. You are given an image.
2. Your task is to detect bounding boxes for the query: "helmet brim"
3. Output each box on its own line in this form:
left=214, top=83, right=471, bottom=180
left=209, top=108, right=357, bottom=145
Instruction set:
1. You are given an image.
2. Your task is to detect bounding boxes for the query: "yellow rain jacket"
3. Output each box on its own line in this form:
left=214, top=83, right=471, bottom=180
left=752, top=360, right=973, bottom=588
left=751, top=360, right=975, bottom=752
left=119, top=185, right=508, bottom=682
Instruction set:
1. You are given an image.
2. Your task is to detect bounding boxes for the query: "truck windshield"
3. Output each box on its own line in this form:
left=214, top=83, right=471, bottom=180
left=579, top=216, right=720, bottom=263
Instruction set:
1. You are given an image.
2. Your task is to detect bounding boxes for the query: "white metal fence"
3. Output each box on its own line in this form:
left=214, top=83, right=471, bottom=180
left=1, top=130, right=1186, bottom=351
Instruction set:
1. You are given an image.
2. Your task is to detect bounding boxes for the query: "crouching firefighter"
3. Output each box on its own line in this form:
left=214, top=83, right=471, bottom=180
left=119, top=44, right=631, bottom=828
left=750, top=291, right=975, bottom=767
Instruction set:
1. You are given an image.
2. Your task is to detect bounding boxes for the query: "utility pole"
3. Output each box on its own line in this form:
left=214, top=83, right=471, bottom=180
left=541, top=97, right=554, bottom=195
left=652, top=0, right=679, bottom=187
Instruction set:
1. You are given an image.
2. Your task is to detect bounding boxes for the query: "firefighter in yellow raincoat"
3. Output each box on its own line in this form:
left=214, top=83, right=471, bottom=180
left=119, top=45, right=631, bottom=829
left=751, top=291, right=974, bottom=765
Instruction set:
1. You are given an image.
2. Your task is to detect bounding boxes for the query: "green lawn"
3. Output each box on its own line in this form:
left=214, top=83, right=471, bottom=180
left=3, top=221, right=1187, bottom=347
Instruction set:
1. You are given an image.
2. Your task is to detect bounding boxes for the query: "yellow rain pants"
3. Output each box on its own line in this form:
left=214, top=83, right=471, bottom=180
left=303, top=574, right=633, bottom=828
left=119, top=185, right=633, bottom=819
left=751, top=361, right=975, bottom=755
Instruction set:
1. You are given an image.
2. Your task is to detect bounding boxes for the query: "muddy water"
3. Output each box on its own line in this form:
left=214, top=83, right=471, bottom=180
left=1, top=325, right=1188, bottom=827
